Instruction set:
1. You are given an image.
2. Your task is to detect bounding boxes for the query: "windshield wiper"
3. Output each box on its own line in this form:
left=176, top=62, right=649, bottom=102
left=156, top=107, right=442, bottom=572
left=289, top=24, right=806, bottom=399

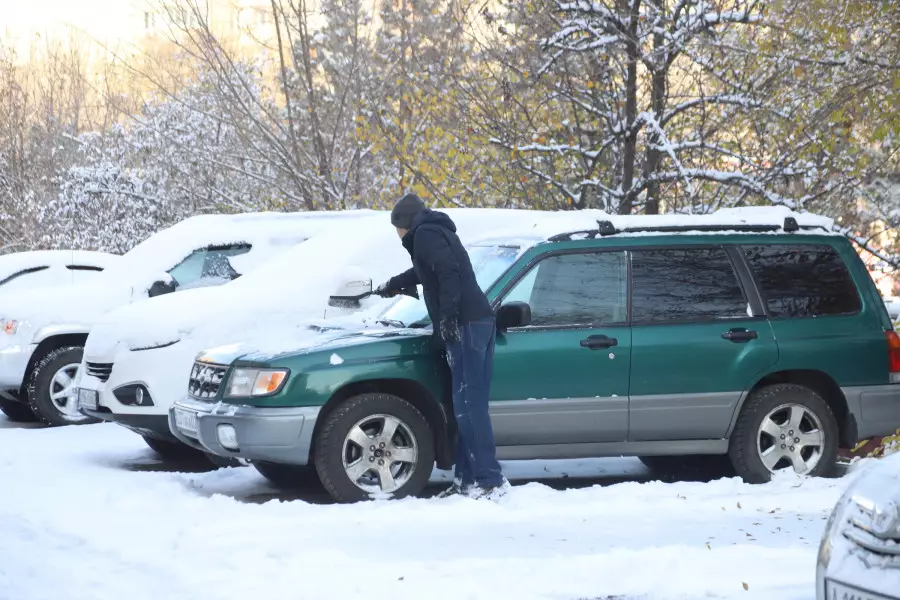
left=376, top=319, right=406, bottom=328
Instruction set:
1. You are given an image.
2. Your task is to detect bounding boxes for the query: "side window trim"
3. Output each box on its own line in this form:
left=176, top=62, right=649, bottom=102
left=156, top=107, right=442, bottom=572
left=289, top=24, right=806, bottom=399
left=0, top=265, right=51, bottom=287
left=725, top=245, right=767, bottom=317
left=629, top=244, right=763, bottom=327
left=66, top=265, right=105, bottom=272
left=740, top=242, right=862, bottom=320
left=492, top=247, right=630, bottom=331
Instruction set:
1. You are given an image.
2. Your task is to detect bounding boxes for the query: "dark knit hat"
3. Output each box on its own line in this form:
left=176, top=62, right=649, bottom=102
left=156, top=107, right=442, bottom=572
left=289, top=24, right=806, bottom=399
left=390, top=193, right=426, bottom=229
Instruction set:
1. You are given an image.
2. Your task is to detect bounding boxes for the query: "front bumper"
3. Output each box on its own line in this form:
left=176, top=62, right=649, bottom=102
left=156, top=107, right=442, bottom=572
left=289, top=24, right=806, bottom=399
left=168, top=397, right=320, bottom=465
left=0, top=341, right=36, bottom=392
left=82, top=405, right=175, bottom=442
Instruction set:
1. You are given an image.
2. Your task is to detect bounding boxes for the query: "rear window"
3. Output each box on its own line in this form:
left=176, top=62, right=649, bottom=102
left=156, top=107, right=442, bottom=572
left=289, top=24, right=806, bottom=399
left=742, top=244, right=861, bottom=318
left=630, top=247, right=749, bottom=324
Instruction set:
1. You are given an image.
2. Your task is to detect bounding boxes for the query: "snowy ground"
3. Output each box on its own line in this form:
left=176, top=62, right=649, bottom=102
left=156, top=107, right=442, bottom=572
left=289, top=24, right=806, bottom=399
left=0, top=414, right=859, bottom=600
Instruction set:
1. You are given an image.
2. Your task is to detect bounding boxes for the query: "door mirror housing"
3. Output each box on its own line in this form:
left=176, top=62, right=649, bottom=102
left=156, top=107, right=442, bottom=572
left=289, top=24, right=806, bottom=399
left=148, top=276, right=177, bottom=298
left=496, top=301, right=532, bottom=330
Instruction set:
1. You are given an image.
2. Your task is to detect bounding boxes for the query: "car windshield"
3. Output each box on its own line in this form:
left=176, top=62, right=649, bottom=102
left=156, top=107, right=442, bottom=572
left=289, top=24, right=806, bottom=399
left=375, top=244, right=521, bottom=328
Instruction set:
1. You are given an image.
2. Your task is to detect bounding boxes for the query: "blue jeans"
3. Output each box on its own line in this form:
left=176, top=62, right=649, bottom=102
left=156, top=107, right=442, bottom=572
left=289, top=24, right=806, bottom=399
left=445, top=317, right=503, bottom=487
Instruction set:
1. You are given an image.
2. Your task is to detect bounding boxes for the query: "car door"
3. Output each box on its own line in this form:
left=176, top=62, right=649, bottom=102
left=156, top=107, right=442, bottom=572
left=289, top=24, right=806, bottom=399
left=489, top=248, right=631, bottom=446
left=627, top=245, right=778, bottom=441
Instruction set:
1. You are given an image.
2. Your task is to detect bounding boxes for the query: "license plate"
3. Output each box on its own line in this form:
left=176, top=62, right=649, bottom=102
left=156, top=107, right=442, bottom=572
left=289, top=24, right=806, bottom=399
left=174, top=408, right=198, bottom=435
left=827, top=580, right=895, bottom=600
left=77, top=388, right=98, bottom=410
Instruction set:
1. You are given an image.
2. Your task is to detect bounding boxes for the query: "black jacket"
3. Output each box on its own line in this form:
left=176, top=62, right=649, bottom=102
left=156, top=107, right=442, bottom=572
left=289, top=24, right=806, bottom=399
left=387, top=209, right=493, bottom=330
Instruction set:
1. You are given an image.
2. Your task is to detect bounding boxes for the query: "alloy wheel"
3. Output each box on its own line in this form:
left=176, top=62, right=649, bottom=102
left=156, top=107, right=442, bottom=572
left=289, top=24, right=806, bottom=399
left=341, top=413, right=419, bottom=494
left=756, top=403, right=825, bottom=475
left=49, top=363, right=87, bottom=421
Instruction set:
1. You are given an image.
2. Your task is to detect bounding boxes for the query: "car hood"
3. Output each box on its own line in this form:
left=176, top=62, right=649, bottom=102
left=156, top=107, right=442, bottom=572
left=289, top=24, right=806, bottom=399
left=196, top=320, right=431, bottom=366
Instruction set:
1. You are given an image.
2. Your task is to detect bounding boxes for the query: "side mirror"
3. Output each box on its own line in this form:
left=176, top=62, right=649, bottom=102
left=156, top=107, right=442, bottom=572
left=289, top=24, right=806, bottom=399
left=496, top=301, right=531, bottom=330
left=148, top=278, right=177, bottom=298
left=328, top=278, right=373, bottom=309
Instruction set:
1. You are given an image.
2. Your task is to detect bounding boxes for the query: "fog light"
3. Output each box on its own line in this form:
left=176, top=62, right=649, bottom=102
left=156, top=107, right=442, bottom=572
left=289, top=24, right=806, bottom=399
left=217, top=424, right=239, bottom=450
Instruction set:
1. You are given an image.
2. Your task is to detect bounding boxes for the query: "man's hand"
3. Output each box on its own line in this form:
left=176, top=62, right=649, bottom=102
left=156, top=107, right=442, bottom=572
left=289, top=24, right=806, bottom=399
left=373, top=282, right=397, bottom=298
left=440, top=316, right=460, bottom=344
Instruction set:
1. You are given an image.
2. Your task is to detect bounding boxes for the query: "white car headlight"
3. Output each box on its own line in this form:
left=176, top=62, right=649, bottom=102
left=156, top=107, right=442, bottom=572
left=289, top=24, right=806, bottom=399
left=225, top=368, right=289, bottom=398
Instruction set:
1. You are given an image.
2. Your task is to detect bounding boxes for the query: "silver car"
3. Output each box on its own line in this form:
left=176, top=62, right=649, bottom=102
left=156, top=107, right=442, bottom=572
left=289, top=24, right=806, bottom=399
left=817, top=452, right=900, bottom=600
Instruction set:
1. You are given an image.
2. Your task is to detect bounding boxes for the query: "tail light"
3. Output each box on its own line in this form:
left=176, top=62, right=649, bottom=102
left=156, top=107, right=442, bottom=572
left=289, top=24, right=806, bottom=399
left=887, top=331, right=900, bottom=382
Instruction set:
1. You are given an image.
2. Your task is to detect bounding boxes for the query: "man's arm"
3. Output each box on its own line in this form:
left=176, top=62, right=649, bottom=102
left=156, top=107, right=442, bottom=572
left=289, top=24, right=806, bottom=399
left=386, top=267, right=419, bottom=292
left=415, top=227, right=460, bottom=320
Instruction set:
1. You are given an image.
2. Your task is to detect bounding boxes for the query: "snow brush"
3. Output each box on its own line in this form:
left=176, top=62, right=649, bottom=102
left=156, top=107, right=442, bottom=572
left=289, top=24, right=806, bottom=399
left=328, top=280, right=419, bottom=309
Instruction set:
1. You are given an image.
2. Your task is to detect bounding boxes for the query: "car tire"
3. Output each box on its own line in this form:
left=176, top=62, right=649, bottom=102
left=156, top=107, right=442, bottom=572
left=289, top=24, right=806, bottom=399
left=27, top=346, right=97, bottom=427
left=253, top=461, right=321, bottom=489
left=142, top=435, right=203, bottom=460
left=728, top=383, right=839, bottom=483
left=314, top=393, right=435, bottom=503
left=0, top=397, right=37, bottom=422
left=638, top=455, right=734, bottom=479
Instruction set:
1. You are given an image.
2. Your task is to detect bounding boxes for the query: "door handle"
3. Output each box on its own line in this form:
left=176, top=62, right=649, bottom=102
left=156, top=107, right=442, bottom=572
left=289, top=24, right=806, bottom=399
left=722, top=328, right=758, bottom=342
left=580, top=335, right=618, bottom=350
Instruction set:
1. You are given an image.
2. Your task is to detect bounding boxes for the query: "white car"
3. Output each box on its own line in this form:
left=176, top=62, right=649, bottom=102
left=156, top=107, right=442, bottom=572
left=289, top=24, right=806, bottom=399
left=817, top=452, right=900, bottom=600
left=74, top=208, right=593, bottom=461
left=0, top=249, right=119, bottom=295
left=0, top=210, right=376, bottom=426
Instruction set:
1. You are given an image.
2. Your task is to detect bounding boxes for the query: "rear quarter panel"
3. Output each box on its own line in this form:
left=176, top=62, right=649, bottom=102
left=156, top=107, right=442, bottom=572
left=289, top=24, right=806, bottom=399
left=755, top=236, right=889, bottom=387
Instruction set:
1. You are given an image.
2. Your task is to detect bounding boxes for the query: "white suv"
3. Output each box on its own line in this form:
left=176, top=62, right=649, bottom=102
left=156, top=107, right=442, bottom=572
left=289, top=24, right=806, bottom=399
left=73, top=208, right=568, bottom=462
left=0, top=210, right=373, bottom=426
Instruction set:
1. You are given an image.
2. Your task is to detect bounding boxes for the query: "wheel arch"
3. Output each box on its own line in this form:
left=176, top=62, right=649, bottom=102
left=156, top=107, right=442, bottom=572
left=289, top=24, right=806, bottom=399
left=20, top=333, right=89, bottom=398
left=729, top=369, right=853, bottom=447
left=310, top=378, right=453, bottom=469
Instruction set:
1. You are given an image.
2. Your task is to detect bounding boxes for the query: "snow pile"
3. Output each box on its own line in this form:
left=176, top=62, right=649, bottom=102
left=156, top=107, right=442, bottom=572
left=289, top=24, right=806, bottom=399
left=0, top=249, right=119, bottom=282
left=0, top=421, right=853, bottom=600
left=85, top=208, right=572, bottom=355
left=1, top=210, right=376, bottom=328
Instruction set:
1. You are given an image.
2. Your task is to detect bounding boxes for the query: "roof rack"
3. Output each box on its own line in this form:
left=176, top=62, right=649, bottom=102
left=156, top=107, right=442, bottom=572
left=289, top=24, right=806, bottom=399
left=548, top=216, right=829, bottom=242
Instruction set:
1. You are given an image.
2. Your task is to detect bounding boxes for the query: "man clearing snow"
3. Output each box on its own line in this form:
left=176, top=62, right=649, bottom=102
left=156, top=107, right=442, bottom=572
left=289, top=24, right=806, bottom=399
left=375, top=193, right=510, bottom=500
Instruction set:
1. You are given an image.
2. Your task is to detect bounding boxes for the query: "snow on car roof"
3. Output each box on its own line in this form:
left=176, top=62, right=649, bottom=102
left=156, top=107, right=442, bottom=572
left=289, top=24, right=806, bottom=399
left=0, top=249, right=120, bottom=281
left=103, top=209, right=383, bottom=282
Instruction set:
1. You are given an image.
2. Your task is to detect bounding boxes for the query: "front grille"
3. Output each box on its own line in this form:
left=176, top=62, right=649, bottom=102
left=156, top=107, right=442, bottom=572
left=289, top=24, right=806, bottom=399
left=842, top=500, right=900, bottom=568
left=188, top=361, right=227, bottom=400
left=85, top=362, right=113, bottom=382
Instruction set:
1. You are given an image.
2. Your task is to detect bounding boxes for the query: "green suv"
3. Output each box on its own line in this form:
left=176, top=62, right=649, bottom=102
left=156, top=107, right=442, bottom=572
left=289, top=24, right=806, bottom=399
left=169, top=212, right=900, bottom=502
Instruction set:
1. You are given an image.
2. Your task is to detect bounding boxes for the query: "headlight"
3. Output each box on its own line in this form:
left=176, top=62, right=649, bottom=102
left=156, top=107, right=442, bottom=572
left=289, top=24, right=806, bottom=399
left=3, top=319, right=19, bottom=335
left=225, top=368, right=289, bottom=398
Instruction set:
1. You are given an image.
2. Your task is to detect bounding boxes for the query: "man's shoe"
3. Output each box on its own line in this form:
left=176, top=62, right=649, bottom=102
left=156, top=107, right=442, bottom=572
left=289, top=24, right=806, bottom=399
left=435, top=479, right=470, bottom=498
left=468, top=478, right=511, bottom=501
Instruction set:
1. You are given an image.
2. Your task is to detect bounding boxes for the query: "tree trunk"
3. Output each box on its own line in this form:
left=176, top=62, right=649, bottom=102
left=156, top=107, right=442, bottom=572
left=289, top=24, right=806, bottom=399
left=618, top=0, right=641, bottom=215
left=643, top=32, right=668, bottom=215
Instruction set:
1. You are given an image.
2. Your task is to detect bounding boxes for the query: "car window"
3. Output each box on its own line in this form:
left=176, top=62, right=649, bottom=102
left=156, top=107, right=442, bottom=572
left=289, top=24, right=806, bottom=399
left=0, top=266, right=54, bottom=292
left=502, top=251, right=627, bottom=327
left=167, top=245, right=251, bottom=290
left=631, top=247, right=749, bottom=324
left=742, top=244, right=861, bottom=318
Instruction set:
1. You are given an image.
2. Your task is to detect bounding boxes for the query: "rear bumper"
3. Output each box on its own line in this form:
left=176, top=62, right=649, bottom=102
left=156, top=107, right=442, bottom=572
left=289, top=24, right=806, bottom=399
left=168, top=397, right=320, bottom=465
left=844, top=384, right=900, bottom=441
